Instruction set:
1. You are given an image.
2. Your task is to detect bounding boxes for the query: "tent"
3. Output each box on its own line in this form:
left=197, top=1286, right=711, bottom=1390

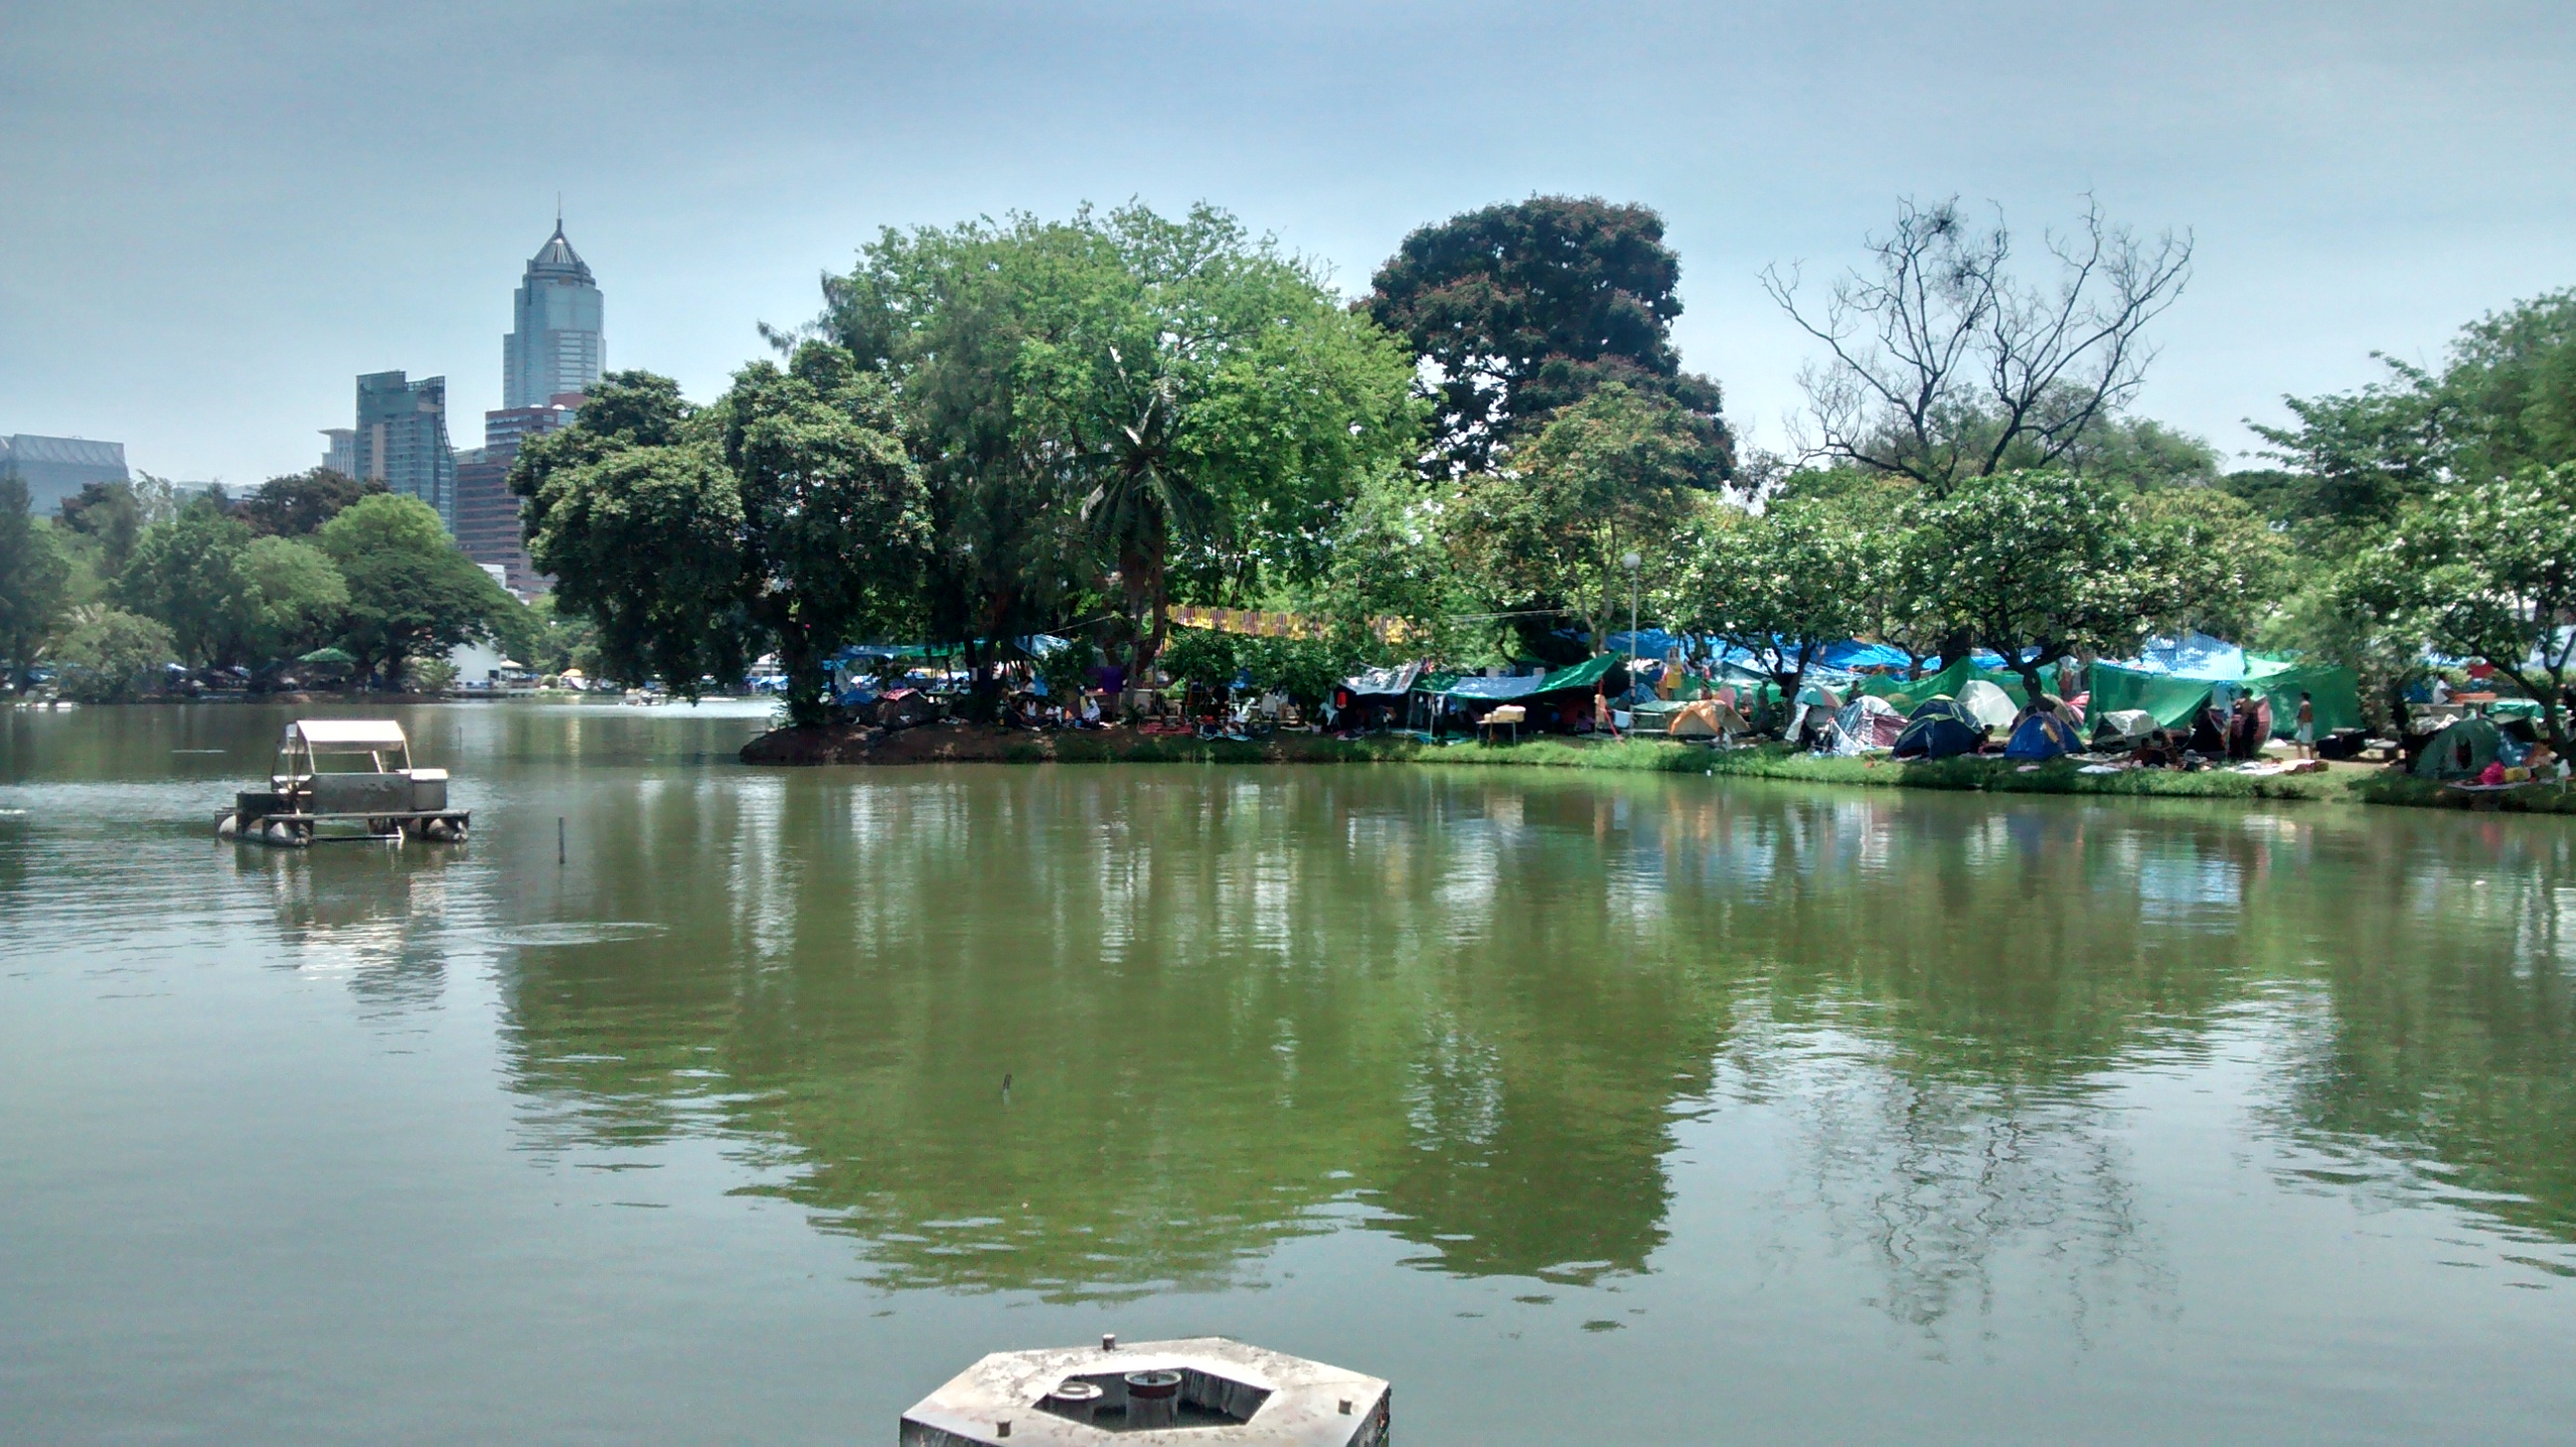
left=1861, top=657, right=2028, bottom=713
left=1668, top=701, right=1749, bottom=738
left=1954, top=680, right=2019, bottom=731
left=2092, top=709, right=2158, bottom=748
left=2414, top=716, right=2520, bottom=779
left=1828, top=695, right=1905, bottom=754
left=2005, top=712, right=2082, bottom=761
left=1893, top=699, right=1987, bottom=760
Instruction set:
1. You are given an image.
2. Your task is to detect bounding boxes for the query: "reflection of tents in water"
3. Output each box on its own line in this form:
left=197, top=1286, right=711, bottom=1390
left=1893, top=699, right=1986, bottom=760
left=2415, top=716, right=2515, bottom=779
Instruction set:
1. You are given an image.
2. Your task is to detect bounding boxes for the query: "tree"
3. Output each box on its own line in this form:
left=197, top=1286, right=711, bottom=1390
left=1027, top=204, right=1420, bottom=678
left=236, top=468, right=389, bottom=537
left=315, top=494, right=513, bottom=688
left=53, top=607, right=177, bottom=703
left=1366, top=196, right=1730, bottom=480
left=516, top=380, right=750, bottom=695
left=1906, top=469, right=2218, bottom=704
left=1667, top=497, right=1872, bottom=703
left=58, top=480, right=146, bottom=571
left=516, top=355, right=930, bottom=724
left=1445, top=383, right=1710, bottom=653
left=116, top=508, right=258, bottom=667
left=235, top=536, right=349, bottom=663
left=1767, top=197, right=2192, bottom=495
left=0, top=474, right=73, bottom=689
left=715, top=344, right=931, bottom=716
left=2243, top=358, right=2451, bottom=540
left=2359, top=464, right=2576, bottom=753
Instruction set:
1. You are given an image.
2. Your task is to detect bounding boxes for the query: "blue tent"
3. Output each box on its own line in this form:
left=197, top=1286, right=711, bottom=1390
left=1893, top=699, right=1986, bottom=760
left=2004, top=712, right=2082, bottom=761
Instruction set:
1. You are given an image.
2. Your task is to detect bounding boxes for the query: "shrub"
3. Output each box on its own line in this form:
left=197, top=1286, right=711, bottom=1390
left=55, top=608, right=177, bottom=703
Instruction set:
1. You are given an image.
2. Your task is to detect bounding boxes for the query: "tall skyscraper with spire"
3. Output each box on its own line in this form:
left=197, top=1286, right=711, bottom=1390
left=502, top=217, right=602, bottom=408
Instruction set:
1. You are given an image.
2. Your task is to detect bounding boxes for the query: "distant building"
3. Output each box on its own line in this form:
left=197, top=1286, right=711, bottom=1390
left=504, top=222, right=603, bottom=409
left=451, top=397, right=577, bottom=596
left=353, top=371, right=456, bottom=529
left=319, top=428, right=358, bottom=478
left=1, top=434, right=129, bottom=512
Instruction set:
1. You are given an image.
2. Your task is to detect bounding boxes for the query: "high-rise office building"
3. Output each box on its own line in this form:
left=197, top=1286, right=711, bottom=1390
left=503, top=222, right=602, bottom=409
left=452, top=396, right=576, bottom=596
left=353, top=371, right=456, bottom=529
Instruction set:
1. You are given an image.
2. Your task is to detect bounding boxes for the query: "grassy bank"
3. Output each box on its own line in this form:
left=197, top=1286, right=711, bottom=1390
left=744, top=724, right=2575, bottom=814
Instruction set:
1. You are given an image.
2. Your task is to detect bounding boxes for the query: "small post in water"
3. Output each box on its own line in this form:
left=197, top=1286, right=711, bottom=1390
left=558, top=817, right=565, bottom=865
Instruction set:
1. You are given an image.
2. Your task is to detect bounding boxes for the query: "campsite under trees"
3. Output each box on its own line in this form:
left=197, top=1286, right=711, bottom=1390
left=6, top=194, right=2574, bottom=762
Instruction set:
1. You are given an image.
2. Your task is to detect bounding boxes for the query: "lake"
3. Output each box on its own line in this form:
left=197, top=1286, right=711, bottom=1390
left=4, top=702, right=2573, bottom=1443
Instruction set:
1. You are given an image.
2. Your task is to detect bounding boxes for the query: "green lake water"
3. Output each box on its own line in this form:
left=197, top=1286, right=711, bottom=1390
left=4, top=702, right=2574, bottom=1443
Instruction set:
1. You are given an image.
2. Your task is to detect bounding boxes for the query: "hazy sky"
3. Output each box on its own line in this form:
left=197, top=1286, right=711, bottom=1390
left=6, top=2, right=2572, bottom=485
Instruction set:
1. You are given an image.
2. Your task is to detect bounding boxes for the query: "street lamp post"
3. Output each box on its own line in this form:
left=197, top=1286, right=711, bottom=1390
left=1621, top=550, right=1643, bottom=699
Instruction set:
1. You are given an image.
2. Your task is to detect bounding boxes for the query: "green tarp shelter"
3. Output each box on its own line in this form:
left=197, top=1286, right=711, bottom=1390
left=2085, top=663, right=2215, bottom=729
left=1858, top=657, right=2029, bottom=712
left=2242, top=657, right=2363, bottom=737
left=1530, top=653, right=1625, bottom=695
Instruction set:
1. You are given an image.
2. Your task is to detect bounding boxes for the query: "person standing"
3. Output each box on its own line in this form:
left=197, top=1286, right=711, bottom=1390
left=2295, top=692, right=2317, bottom=761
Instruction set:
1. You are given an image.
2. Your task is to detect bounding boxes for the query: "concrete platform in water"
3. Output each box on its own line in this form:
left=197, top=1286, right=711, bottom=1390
left=899, top=1337, right=1387, bottom=1446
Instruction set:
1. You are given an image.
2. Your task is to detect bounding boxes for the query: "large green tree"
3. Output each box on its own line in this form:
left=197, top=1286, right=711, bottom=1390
left=0, top=474, right=73, bottom=689
left=236, top=468, right=389, bottom=538
left=116, top=506, right=259, bottom=667
left=1445, top=383, right=1713, bottom=654
left=827, top=203, right=1417, bottom=683
left=516, top=354, right=929, bottom=723
left=1906, top=469, right=2241, bottom=704
left=2359, top=464, right=2576, bottom=753
left=1666, top=496, right=1874, bottom=702
left=315, top=494, right=515, bottom=688
left=1367, top=196, right=1729, bottom=480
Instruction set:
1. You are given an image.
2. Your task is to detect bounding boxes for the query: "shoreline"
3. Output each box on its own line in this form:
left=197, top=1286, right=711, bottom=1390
left=737, top=724, right=2576, bottom=815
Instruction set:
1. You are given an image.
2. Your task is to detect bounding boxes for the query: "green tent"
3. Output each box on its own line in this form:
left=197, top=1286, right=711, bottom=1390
left=1859, top=657, right=2029, bottom=712
left=1530, top=653, right=1626, bottom=695
left=2085, top=662, right=2214, bottom=729
left=2416, top=716, right=2506, bottom=779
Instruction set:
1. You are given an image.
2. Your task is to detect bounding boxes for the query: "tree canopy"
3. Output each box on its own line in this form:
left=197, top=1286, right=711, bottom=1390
left=0, top=474, right=73, bottom=688
left=1366, top=196, right=1729, bottom=481
left=315, top=494, right=515, bottom=687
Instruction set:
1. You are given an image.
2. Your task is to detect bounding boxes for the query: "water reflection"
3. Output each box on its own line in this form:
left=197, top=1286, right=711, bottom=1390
left=482, top=762, right=2576, bottom=1310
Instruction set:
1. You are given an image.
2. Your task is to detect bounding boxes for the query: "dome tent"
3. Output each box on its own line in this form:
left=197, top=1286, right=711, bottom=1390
left=2005, top=712, right=2082, bottom=760
left=2414, top=716, right=2519, bottom=779
left=1893, top=699, right=1986, bottom=760
left=1954, top=679, right=2019, bottom=731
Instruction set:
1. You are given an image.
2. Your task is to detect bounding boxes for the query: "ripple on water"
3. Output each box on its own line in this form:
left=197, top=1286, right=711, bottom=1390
left=486, top=922, right=670, bottom=947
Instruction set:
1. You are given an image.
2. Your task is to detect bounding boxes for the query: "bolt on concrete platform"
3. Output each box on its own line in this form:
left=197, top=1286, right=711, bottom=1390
left=898, top=1336, right=1389, bottom=1446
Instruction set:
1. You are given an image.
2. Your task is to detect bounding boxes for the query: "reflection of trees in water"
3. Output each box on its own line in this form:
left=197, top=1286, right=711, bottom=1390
left=2258, top=815, right=2576, bottom=1248
left=494, top=767, right=2576, bottom=1319
left=227, top=843, right=457, bottom=1014
left=1733, top=1008, right=2171, bottom=1344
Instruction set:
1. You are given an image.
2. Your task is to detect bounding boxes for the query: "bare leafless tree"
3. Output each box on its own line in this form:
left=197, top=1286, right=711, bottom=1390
left=1763, top=197, right=2192, bottom=494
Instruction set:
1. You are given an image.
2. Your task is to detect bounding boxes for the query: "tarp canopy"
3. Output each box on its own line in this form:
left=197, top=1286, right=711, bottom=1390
left=2086, top=662, right=2215, bottom=729
left=2093, top=709, right=2159, bottom=746
left=1529, top=653, right=1625, bottom=696
left=2124, top=631, right=2246, bottom=680
left=1341, top=661, right=1424, bottom=698
left=286, top=720, right=408, bottom=749
left=2243, top=660, right=2363, bottom=737
left=1418, top=673, right=1546, bottom=702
